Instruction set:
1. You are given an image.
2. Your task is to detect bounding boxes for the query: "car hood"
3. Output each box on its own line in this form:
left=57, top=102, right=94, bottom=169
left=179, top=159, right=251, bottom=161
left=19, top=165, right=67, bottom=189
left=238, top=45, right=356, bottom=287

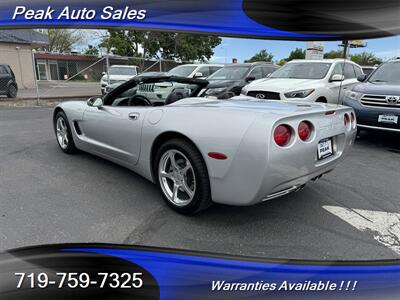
left=353, top=82, right=400, bottom=95
left=102, top=74, right=136, bottom=82
left=173, top=96, right=336, bottom=115
left=206, top=80, right=242, bottom=89
left=248, top=78, right=321, bottom=92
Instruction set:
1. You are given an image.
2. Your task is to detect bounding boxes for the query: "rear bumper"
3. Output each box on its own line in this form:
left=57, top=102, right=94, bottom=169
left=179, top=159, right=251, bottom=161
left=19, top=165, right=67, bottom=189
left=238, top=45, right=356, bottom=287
left=211, top=110, right=356, bottom=206
left=344, top=97, right=400, bottom=132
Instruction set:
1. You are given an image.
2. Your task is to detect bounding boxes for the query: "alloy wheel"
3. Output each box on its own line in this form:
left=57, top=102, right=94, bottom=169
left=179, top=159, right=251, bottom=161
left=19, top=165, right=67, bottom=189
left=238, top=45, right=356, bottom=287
left=56, top=117, right=69, bottom=149
left=158, top=149, right=196, bottom=207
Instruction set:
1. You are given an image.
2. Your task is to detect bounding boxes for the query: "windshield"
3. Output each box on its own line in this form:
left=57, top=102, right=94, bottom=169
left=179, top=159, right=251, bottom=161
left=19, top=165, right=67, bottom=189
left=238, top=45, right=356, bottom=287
left=207, top=66, right=249, bottom=80
left=109, top=66, right=137, bottom=76
left=168, top=65, right=197, bottom=77
left=270, top=62, right=331, bottom=79
left=368, top=61, right=400, bottom=84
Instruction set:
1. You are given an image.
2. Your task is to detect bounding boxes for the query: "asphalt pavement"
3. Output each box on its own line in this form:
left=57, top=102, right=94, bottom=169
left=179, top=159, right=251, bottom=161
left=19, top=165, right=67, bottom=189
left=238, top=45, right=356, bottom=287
left=1, top=107, right=399, bottom=260
left=9, top=81, right=101, bottom=100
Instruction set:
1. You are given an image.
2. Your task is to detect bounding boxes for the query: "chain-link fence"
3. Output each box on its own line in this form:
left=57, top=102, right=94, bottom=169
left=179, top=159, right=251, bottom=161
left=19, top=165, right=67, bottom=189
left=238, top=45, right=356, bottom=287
left=0, top=47, right=195, bottom=105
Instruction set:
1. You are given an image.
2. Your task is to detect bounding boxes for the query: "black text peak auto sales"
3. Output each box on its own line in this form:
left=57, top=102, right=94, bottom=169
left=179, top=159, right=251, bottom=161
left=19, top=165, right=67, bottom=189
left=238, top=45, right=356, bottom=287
left=12, top=6, right=147, bottom=21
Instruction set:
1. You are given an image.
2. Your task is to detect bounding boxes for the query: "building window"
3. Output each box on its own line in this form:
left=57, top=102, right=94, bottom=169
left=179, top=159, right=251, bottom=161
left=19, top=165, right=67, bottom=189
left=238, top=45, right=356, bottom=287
left=36, top=60, right=48, bottom=81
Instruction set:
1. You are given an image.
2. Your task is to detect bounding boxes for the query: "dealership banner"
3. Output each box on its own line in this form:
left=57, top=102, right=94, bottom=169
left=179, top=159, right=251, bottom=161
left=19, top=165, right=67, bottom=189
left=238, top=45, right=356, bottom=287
left=0, top=0, right=399, bottom=40
left=1, top=244, right=399, bottom=300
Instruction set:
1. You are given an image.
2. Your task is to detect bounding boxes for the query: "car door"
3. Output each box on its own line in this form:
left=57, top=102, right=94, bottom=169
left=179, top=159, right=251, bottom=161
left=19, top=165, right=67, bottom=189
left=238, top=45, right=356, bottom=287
left=327, top=62, right=345, bottom=102
left=196, top=66, right=211, bottom=78
left=248, top=66, right=264, bottom=80
left=81, top=96, right=146, bottom=166
left=342, top=62, right=359, bottom=92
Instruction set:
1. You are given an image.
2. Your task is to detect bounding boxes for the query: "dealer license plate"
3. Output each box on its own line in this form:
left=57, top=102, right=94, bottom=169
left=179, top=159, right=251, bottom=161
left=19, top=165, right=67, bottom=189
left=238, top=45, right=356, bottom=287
left=318, top=139, right=333, bottom=160
left=378, top=114, right=398, bottom=124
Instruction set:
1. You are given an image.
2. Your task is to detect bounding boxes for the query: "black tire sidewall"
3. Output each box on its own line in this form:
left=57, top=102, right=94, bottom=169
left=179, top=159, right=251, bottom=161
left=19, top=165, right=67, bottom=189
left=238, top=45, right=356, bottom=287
left=54, top=111, right=77, bottom=154
left=7, top=84, right=17, bottom=98
left=155, top=139, right=211, bottom=215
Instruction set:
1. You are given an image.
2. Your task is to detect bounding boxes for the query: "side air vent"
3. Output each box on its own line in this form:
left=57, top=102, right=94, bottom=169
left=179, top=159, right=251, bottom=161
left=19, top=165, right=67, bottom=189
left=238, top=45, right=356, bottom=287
left=73, top=121, right=82, bottom=135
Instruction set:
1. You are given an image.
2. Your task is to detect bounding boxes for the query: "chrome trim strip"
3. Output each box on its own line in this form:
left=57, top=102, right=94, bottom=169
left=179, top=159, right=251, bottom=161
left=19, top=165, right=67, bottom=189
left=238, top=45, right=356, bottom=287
left=262, top=185, right=302, bottom=201
left=358, top=124, right=400, bottom=132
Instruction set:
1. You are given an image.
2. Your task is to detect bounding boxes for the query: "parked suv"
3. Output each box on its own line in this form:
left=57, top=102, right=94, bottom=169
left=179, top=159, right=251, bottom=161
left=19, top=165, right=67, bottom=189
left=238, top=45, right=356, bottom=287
left=242, top=59, right=363, bottom=104
left=135, top=64, right=222, bottom=101
left=0, top=64, right=17, bottom=98
left=201, top=62, right=279, bottom=99
left=344, top=59, right=400, bottom=133
left=101, top=65, right=139, bottom=95
left=167, top=63, right=223, bottom=79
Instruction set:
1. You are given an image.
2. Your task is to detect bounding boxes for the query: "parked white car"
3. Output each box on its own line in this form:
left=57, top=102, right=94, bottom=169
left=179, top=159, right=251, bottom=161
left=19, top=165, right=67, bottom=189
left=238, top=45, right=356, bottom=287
left=242, top=59, right=363, bottom=104
left=101, top=65, right=139, bottom=94
left=167, top=64, right=223, bottom=79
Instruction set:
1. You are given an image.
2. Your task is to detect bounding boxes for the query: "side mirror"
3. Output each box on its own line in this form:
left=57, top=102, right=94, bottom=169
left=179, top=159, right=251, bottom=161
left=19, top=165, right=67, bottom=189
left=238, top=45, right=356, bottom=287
left=266, top=73, right=271, bottom=78
left=246, top=76, right=256, bottom=82
left=193, top=72, right=203, bottom=78
left=330, top=74, right=345, bottom=82
left=102, top=72, right=106, bottom=76
left=357, top=74, right=367, bottom=82
left=87, top=96, right=103, bottom=108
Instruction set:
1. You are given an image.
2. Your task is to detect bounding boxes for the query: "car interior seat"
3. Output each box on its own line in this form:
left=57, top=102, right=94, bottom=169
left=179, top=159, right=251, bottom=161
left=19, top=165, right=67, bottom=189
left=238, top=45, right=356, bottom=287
left=164, top=88, right=191, bottom=105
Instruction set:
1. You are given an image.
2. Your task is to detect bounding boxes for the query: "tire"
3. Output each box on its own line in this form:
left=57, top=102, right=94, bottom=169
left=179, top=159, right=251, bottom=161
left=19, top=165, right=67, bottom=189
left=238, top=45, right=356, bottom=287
left=7, top=84, right=17, bottom=98
left=54, top=111, right=78, bottom=154
left=155, top=138, right=212, bottom=215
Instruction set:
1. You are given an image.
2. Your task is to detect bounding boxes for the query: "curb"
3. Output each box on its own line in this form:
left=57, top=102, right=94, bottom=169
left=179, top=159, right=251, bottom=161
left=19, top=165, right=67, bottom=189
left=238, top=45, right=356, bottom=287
left=0, top=96, right=93, bottom=108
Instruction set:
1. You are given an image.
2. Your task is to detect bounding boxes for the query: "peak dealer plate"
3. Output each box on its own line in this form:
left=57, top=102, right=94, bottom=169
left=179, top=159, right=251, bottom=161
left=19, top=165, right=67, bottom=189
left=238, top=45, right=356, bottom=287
left=318, top=138, right=333, bottom=160
left=378, top=114, right=398, bottom=124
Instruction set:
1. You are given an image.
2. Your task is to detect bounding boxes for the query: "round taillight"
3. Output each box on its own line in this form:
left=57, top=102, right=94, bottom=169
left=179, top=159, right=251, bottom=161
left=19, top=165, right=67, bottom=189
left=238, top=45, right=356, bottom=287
left=274, top=125, right=292, bottom=147
left=350, top=112, right=355, bottom=125
left=344, top=113, right=350, bottom=127
left=298, top=121, right=313, bottom=141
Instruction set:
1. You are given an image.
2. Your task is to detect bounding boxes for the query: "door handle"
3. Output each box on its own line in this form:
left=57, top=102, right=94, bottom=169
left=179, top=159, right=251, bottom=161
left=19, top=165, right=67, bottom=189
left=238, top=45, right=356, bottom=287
left=128, top=112, right=140, bottom=120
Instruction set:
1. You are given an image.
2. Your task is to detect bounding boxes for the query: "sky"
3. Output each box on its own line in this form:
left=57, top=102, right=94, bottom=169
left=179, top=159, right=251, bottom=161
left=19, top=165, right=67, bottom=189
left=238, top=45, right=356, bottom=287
left=209, top=36, right=400, bottom=63
left=79, top=30, right=400, bottom=63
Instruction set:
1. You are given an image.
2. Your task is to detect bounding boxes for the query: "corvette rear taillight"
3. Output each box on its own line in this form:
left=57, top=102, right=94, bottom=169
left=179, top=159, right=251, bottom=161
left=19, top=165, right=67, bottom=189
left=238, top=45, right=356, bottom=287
left=298, top=121, right=313, bottom=141
left=274, top=125, right=292, bottom=147
left=350, top=112, right=355, bottom=126
left=344, top=113, right=350, bottom=128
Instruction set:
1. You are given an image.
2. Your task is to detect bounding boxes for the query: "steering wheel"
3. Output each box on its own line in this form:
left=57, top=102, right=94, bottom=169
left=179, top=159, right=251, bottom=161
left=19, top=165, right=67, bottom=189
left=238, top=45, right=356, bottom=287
left=128, top=95, right=152, bottom=107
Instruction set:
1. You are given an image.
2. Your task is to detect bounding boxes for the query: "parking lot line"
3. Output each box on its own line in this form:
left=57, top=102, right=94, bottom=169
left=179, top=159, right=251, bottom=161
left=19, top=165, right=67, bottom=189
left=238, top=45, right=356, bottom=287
left=323, top=205, right=400, bottom=256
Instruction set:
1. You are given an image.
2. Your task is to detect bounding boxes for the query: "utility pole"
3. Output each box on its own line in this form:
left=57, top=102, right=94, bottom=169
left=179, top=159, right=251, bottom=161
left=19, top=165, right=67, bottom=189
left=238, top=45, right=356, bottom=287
left=342, top=40, right=349, bottom=59
left=106, top=50, right=110, bottom=85
left=31, top=49, right=40, bottom=106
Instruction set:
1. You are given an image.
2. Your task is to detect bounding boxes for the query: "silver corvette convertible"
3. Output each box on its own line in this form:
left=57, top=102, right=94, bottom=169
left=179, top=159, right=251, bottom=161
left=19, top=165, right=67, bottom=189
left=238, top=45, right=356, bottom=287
left=53, top=75, right=357, bottom=214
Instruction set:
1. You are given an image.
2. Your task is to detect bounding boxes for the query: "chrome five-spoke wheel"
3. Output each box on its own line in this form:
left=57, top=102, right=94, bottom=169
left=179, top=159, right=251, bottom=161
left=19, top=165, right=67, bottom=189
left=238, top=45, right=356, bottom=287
left=56, top=116, right=69, bottom=149
left=155, top=139, right=211, bottom=214
left=158, top=149, right=196, bottom=206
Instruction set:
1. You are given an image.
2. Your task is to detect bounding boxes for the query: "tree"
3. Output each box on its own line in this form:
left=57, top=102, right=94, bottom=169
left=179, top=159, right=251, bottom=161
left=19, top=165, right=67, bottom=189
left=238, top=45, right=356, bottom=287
left=245, top=49, right=274, bottom=63
left=277, top=59, right=287, bottom=66
left=350, top=52, right=382, bottom=66
left=84, top=45, right=99, bottom=56
left=286, top=48, right=305, bottom=61
left=46, top=29, right=83, bottom=53
left=324, top=50, right=343, bottom=59
left=99, top=29, right=146, bottom=57
left=100, top=30, right=221, bottom=62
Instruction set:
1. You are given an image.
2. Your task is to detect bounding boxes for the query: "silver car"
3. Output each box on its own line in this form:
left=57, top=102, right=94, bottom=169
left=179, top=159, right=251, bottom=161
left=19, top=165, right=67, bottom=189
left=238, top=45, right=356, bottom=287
left=53, top=75, right=357, bottom=214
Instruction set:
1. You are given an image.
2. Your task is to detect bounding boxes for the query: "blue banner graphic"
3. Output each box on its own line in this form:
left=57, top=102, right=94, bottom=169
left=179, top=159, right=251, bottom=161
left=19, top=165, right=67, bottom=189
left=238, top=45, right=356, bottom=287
left=0, top=0, right=399, bottom=40
left=1, top=244, right=399, bottom=300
